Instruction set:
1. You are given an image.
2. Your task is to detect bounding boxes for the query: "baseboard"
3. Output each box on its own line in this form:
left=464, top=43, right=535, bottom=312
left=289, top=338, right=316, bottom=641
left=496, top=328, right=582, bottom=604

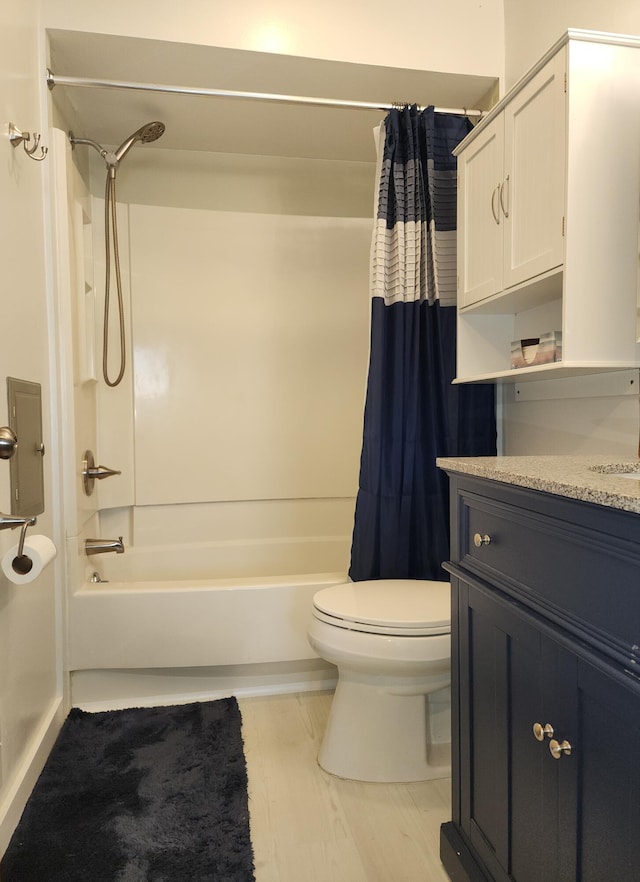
left=0, top=695, right=66, bottom=858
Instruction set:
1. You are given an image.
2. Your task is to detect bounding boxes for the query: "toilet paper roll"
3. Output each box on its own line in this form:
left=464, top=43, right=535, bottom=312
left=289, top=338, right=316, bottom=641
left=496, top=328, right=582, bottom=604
left=1, top=534, right=57, bottom=585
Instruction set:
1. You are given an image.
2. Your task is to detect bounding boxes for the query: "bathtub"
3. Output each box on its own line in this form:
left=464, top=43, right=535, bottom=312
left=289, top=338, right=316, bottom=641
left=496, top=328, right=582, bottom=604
left=69, top=565, right=348, bottom=709
left=68, top=532, right=349, bottom=707
left=70, top=568, right=346, bottom=670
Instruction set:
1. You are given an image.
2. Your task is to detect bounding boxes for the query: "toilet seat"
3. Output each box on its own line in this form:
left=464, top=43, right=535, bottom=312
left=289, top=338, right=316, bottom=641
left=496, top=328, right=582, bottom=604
left=312, top=579, right=450, bottom=637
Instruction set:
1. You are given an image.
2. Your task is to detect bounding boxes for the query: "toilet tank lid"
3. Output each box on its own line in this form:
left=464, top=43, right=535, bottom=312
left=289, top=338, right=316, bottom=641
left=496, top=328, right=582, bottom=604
left=313, top=579, right=450, bottom=629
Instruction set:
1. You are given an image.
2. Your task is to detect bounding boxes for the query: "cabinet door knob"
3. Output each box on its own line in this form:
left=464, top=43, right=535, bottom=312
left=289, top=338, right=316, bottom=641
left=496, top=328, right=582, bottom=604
left=549, top=738, right=572, bottom=759
left=533, top=722, right=554, bottom=741
left=473, top=533, right=491, bottom=547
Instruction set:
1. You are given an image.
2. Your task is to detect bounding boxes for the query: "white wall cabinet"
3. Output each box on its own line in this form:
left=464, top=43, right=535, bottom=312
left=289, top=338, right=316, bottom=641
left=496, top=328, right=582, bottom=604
left=455, top=30, right=640, bottom=383
left=458, top=50, right=565, bottom=309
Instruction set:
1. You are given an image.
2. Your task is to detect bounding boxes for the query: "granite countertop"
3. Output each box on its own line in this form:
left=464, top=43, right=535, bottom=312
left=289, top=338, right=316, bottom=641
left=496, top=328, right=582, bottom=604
left=436, top=455, right=640, bottom=514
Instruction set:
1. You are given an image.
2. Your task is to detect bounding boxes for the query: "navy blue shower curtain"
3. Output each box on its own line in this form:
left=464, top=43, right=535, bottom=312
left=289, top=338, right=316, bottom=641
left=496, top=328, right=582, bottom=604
left=349, top=106, right=496, bottom=582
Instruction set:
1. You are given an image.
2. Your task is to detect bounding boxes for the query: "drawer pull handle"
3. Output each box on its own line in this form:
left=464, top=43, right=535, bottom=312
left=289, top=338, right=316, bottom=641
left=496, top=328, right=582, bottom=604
left=533, top=722, right=554, bottom=741
left=549, top=738, right=572, bottom=759
left=473, top=533, right=491, bottom=547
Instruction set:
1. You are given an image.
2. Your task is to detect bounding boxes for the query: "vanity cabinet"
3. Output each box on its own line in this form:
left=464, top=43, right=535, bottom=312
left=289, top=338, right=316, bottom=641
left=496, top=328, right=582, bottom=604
left=454, top=31, right=640, bottom=382
left=440, top=472, right=640, bottom=882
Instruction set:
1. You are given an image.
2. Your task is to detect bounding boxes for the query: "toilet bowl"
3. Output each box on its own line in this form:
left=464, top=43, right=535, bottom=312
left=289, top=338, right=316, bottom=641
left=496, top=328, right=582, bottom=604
left=307, top=579, right=451, bottom=783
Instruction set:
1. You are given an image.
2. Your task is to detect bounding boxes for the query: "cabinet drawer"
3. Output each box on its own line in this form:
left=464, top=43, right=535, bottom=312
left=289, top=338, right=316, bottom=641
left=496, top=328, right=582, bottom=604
left=454, top=485, right=640, bottom=667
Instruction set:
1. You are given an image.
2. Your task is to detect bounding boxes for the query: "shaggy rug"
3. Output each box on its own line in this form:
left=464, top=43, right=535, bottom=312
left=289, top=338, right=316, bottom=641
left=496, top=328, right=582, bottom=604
left=0, top=697, right=255, bottom=882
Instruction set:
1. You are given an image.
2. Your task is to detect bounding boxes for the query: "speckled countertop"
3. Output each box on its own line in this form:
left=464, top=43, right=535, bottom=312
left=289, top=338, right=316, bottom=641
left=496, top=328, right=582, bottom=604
left=436, top=455, right=640, bottom=514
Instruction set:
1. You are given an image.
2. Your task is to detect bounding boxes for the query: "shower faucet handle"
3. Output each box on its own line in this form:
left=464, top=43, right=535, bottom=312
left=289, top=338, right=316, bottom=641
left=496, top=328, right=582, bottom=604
left=85, top=464, right=121, bottom=480
left=82, top=450, right=121, bottom=496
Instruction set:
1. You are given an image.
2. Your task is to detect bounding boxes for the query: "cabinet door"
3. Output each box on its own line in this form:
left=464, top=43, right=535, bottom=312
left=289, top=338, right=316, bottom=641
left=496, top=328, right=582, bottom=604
left=457, top=113, right=504, bottom=307
left=457, top=577, right=640, bottom=882
left=502, top=50, right=566, bottom=290
left=458, top=580, right=550, bottom=882
left=549, top=644, right=640, bottom=882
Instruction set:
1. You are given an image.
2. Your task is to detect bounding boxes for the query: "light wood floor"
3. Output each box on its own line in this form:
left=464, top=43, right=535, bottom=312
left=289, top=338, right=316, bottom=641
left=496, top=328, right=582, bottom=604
left=239, top=690, right=452, bottom=882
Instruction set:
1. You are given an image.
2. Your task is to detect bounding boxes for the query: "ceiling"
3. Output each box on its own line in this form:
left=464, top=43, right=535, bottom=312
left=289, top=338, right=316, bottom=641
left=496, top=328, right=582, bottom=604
left=47, top=30, right=498, bottom=163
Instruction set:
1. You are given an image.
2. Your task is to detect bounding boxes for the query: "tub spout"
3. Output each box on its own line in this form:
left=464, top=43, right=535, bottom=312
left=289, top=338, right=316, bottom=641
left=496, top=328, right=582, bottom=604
left=85, top=537, right=125, bottom=556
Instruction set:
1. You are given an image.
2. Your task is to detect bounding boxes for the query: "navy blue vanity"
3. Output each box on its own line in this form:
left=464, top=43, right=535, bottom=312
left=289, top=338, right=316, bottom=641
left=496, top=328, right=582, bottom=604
left=437, top=456, right=640, bottom=882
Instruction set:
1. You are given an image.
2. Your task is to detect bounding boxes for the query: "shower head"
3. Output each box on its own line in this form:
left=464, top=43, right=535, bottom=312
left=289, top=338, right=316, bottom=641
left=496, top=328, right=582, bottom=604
left=113, top=121, right=165, bottom=163
left=69, top=121, right=166, bottom=172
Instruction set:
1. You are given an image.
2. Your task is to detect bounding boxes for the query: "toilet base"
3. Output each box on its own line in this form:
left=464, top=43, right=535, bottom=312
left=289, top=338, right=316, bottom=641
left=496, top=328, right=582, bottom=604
left=318, top=674, right=451, bottom=783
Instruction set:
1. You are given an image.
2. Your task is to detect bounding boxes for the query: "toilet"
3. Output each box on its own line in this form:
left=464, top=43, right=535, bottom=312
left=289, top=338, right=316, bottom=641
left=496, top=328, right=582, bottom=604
left=307, top=579, right=451, bottom=783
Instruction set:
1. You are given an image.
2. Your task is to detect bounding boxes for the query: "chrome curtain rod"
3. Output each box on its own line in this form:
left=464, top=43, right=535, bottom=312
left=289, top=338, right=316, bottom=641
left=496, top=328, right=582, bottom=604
left=46, top=69, right=484, bottom=118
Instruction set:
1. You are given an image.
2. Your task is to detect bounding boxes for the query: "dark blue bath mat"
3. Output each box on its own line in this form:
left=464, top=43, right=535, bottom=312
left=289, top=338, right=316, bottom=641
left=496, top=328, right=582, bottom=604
left=0, top=697, right=255, bottom=882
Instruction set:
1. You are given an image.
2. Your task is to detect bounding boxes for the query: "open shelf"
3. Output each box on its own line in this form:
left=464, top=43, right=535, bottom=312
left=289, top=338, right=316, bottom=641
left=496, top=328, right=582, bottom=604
left=454, top=362, right=640, bottom=384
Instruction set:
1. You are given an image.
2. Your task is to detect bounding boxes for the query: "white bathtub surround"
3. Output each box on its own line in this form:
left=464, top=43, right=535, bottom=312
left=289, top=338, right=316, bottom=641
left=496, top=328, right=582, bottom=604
left=94, top=534, right=351, bottom=583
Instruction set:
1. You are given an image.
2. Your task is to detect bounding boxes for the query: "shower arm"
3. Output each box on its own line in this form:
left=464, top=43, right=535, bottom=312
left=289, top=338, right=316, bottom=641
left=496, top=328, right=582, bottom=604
left=68, top=133, right=108, bottom=158
left=68, top=133, right=121, bottom=171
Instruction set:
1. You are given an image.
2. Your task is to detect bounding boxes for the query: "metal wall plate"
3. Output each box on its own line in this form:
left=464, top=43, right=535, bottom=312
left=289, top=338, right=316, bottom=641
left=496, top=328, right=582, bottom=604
left=7, top=377, right=45, bottom=517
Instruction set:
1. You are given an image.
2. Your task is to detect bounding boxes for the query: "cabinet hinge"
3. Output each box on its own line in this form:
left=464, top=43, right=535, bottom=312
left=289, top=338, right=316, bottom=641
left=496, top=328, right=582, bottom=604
left=562, top=216, right=565, bottom=237
left=564, top=72, right=567, bottom=93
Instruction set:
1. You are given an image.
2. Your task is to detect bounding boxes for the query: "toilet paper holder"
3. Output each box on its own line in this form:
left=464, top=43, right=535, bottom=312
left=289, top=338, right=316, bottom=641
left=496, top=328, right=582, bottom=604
left=0, top=513, right=37, bottom=573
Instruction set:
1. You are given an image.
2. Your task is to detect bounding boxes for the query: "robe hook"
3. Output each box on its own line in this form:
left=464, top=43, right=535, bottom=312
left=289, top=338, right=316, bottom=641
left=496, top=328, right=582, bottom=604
left=9, top=123, right=48, bottom=161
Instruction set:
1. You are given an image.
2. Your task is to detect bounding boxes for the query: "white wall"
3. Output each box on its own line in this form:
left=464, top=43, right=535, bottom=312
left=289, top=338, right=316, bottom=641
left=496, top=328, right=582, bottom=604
left=504, top=0, right=640, bottom=86
left=42, top=0, right=505, bottom=80
left=0, top=1, right=65, bottom=857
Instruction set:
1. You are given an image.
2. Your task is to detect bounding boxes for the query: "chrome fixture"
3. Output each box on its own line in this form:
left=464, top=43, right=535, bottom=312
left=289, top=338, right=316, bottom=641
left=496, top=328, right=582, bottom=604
left=46, top=70, right=486, bottom=118
left=68, top=120, right=165, bottom=387
left=0, top=513, right=37, bottom=574
left=0, top=513, right=36, bottom=533
left=9, top=123, right=48, bottom=161
left=85, top=537, right=125, bottom=556
left=81, top=450, right=121, bottom=496
left=89, top=571, right=108, bottom=583
left=0, top=426, right=18, bottom=460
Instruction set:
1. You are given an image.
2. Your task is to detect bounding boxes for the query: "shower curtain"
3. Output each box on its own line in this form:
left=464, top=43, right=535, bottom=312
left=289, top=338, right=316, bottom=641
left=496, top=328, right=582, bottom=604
left=349, top=105, right=496, bottom=582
